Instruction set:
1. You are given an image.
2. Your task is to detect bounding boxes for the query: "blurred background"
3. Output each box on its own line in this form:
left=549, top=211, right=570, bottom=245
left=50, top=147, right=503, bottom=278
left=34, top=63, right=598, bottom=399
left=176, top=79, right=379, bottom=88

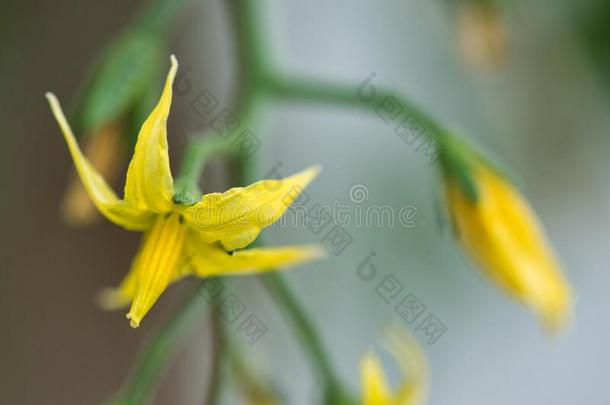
left=2, top=0, right=610, bottom=404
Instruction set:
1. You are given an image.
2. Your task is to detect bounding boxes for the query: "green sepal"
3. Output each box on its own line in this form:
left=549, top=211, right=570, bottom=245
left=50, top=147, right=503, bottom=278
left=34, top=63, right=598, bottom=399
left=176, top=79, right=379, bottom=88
left=75, top=31, right=165, bottom=132
left=173, top=135, right=241, bottom=205
left=322, top=385, right=357, bottom=405
left=439, top=134, right=480, bottom=203
left=172, top=189, right=200, bottom=206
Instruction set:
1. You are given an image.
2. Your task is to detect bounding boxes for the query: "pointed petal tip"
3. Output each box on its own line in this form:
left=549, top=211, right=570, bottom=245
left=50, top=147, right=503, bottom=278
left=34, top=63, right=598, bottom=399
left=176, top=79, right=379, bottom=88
left=533, top=280, right=573, bottom=335
left=539, top=307, right=571, bottom=336
left=46, top=92, right=67, bottom=125
left=45, top=92, right=59, bottom=108
left=169, top=54, right=178, bottom=77
left=307, top=164, right=322, bottom=177
left=126, top=313, right=141, bottom=328
left=293, top=165, right=322, bottom=186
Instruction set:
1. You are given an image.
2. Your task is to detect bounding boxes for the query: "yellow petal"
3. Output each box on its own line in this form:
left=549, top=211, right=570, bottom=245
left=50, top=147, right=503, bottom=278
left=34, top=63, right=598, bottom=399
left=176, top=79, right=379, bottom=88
left=97, top=255, right=139, bottom=310
left=181, top=166, right=320, bottom=251
left=183, top=236, right=324, bottom=277
left=445, top=162, right=572, bottom=331
left=386, top=328, right=428, bottom=405
left=61, top=120, right=123, bottom=226
left=97, top=229, right=188, bottom=310
left=126, top=212, right=188, bottom=327
left=123, top=55, right=177, bottom=213
left=361, top=328, right=428, bottom=405
left=361, top=351, right=393, bottom=405
left=46, top=93, right=154, bottom=231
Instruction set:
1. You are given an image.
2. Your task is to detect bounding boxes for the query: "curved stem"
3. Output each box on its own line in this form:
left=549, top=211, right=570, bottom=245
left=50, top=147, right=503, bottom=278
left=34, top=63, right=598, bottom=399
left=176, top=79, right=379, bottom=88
left=260, top=273, right=337, bottom=385
left=107, top=285, right=209, bottom=405
left=227, top=0, right=273, bottom=91
left=113, top=0, right=456, bottom=403
left=235, top=97, right=352, bottom=405
left=203, top=303, right=224, bottom=405
left=173, top=133, right=239, bottom=204
left=228, top=99, right=348, bottom=394
left=263, top=74, right=448, bottom=144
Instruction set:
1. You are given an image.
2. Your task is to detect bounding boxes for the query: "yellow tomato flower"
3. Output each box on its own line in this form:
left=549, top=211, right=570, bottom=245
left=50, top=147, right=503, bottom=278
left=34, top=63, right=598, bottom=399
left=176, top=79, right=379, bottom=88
left=47, top=55, right=323, bottom=328
left=361, top=328, right=428, bottom=405
left=443, top=159, right=572, bottom=331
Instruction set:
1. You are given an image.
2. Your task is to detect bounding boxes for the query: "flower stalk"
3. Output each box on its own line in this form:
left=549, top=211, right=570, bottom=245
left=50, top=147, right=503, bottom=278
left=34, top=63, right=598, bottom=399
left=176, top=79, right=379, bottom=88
left=107, top=286, right=209, bottom=405
left=261, top=273, right=353, bottom=403
left=262, top=74, right=448, bottom=145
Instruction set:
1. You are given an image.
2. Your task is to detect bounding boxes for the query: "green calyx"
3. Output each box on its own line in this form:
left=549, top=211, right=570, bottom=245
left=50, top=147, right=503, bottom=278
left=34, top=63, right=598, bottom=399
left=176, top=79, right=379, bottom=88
left=439, top=134, right=480, bottom=203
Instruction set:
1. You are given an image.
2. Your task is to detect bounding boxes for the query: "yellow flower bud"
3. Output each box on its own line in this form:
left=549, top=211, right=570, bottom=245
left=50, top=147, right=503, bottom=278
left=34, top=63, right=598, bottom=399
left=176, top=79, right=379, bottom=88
left=443, top=160, right=572, bottom=332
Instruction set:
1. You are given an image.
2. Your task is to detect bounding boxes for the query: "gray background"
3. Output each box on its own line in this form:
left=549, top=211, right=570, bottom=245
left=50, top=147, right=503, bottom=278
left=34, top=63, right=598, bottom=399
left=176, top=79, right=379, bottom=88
left=2, top=0, right=609, bottom=404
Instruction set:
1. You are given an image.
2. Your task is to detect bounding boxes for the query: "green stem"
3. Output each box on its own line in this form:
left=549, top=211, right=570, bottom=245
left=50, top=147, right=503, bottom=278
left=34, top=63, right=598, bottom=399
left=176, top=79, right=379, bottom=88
left=233, top=99, right=351, bottom=405
left=263, top=74, right=448, bottom=144
left=174, top=0, right=271, bottom=201
left=231, top=97, right=350, bottom=401
left=134, top=0, right=195, bottom=36
left=173, top=133, right=239, bottom=204
left=260, top=273, right=337, bottom=385
left=107, top=285, right=209, bottom=405
left=258, top=278, right=354, bottom=403
left=203, top=303, right=224, bottom=405
left=114, top=0, right=454, bottom=403
left=227, top=0, right=273, bottom=90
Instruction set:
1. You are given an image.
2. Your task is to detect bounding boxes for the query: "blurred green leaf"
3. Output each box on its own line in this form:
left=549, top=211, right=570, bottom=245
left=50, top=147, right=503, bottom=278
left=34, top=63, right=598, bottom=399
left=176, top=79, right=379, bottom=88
left=126, top=68, right=163, bottom=148
left=570, top=0, right=610, bottom=92
left=76, top=31, right=165, bottom=132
